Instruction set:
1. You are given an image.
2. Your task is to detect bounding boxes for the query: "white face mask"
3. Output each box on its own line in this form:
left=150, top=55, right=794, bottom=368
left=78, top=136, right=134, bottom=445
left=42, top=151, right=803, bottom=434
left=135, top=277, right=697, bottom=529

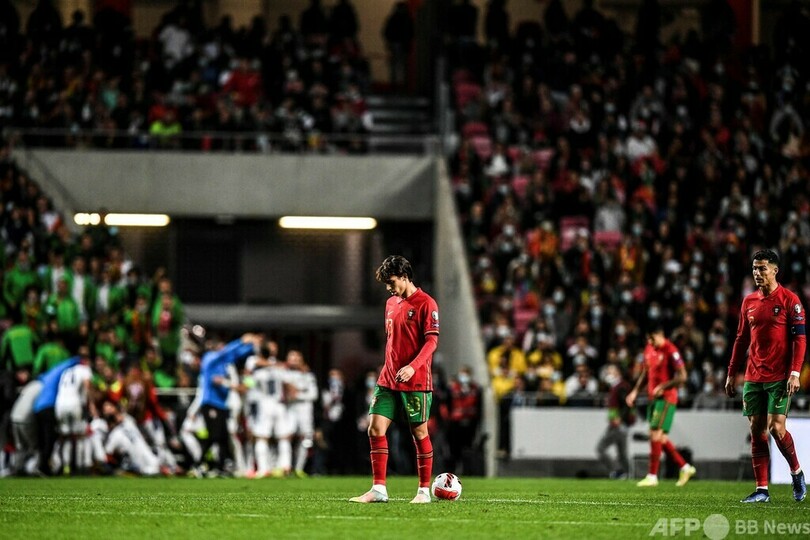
left=180, top=350, right=195, bottom=365
left=458, top=373, right=471, bottom=385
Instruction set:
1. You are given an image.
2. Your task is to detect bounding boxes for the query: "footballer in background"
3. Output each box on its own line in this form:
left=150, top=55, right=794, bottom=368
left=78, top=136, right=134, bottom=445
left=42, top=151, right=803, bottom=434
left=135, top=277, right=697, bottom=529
left=626, top=326, right=697, bottom=487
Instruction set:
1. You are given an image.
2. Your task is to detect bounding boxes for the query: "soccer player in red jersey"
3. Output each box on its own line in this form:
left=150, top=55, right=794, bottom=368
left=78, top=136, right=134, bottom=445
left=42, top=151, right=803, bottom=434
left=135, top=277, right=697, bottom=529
left=626, top=326, right=697, bottom=487
left=725, top=249, right=807, bottom=503
left=350, top=255, right=440, bottom=504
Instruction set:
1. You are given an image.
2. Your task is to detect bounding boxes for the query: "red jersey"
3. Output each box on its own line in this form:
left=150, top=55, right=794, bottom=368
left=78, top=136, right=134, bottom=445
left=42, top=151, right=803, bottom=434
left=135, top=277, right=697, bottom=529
left=448, top=382, right=481, bottom=423
left=642, top=339, right=684, bottom=404
left=377, top=288, right=439, bottom=392
left=728, top=285, right=807, bottom=383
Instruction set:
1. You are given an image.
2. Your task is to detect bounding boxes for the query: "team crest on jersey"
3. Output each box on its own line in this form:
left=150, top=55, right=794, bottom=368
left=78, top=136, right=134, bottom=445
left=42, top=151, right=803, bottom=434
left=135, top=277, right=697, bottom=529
left=408, top=309, right=415, bottom=319
left=773, top=306, right=781, bottom=316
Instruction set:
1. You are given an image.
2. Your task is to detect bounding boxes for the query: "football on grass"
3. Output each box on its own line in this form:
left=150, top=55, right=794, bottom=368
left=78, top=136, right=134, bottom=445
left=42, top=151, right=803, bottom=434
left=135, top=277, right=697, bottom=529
left=431, top=472, right=462, bottom=500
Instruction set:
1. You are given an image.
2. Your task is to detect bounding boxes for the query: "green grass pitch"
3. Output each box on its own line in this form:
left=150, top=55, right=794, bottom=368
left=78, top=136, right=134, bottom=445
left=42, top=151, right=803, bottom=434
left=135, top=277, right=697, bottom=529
left=2, top=476, right=809, bottom=539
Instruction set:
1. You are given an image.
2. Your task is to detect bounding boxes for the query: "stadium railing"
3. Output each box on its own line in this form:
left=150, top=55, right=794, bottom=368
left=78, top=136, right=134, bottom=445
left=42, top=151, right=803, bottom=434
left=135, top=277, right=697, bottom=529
left=2, top=128, right=441, bottom=155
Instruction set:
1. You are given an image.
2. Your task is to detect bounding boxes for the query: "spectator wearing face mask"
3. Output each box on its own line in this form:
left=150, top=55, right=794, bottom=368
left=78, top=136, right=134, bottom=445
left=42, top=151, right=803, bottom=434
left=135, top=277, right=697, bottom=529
left=445, top=366, right=481, bottom=475
left=487, top=334, right=526, bottom=387
left=691, top=370, right=725, bottom=410
left=706, top=318, right=730, bottom=370
left=564, top=364, right=599, bottom=406
left=565, top=335, right=598, bottom=373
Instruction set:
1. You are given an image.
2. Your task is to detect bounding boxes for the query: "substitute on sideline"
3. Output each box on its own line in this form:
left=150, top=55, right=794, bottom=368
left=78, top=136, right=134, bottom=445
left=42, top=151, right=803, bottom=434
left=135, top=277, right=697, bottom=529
left=350, top=255, right=439, bottom=504
left=726, top=249, right=807, bottom=503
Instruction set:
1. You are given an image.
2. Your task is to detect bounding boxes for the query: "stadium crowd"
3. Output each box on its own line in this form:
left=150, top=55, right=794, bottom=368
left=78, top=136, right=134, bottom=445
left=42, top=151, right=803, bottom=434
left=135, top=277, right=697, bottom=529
left=0, top=0, right=483, bottom=475
left=443, top=0, right=810, bottom=454
left=0, top=130, right=485, bottom=478
left=0, top=0, right=375, bottom=153
left=3, top=0, right=810, bottom=474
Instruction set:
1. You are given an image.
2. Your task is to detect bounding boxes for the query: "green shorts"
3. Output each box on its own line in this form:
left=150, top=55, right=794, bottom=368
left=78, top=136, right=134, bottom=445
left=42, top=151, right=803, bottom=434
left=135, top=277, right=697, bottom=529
left=647, top=399, right=677, bottom=433
left=368, top=385, right=432, bottom=424
left=742, top=380, right=791, bottom=417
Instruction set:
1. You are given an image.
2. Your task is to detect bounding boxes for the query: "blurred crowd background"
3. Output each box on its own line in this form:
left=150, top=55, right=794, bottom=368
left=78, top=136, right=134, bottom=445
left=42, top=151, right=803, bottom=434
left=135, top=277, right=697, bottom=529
left=1, top=0, right=810, bottom=474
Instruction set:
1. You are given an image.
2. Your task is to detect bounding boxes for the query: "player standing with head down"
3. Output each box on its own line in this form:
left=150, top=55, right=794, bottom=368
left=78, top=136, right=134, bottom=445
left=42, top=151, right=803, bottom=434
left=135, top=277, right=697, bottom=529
left=726, top=249, right=807, bottom=503
left=350, top=255, right=439, bottom=504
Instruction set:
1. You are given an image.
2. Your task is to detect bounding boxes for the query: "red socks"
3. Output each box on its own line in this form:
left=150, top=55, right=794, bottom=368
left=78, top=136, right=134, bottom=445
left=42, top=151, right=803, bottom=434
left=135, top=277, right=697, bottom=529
left=370, top=434, right=433, bottom=488
left=752, top=432, right=770, bottom=488
left=649, top=440, right=662, bottom=476
left=414, top=435, right=434, bottom=488
left=775, top=431, right=801, bottom=473
left=369, top=435, right=388, bottom=485
left=662, top=439, right=687, bottom=468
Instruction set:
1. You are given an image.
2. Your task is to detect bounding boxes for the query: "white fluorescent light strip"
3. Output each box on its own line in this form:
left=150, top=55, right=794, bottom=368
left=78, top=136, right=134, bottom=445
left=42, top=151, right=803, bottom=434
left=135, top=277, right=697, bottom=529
left=278, top=216, right=377, bottom=230
left=74, top=213, right=171, bottom=227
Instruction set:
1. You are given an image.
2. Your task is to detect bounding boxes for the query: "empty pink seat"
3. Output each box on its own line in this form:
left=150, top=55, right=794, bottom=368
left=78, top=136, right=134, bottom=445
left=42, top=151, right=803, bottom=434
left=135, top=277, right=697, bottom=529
left=594, top=230, right=624, bottom=249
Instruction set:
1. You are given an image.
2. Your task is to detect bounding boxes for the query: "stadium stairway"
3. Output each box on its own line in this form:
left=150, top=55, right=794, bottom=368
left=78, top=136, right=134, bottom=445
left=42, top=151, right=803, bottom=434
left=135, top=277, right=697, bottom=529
left=366, top=95, right=435, bottom=154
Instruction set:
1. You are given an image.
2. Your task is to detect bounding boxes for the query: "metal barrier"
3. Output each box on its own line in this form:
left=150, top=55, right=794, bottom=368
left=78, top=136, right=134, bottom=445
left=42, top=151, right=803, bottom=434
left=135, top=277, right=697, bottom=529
left=2, top=128, right=440, bottom=155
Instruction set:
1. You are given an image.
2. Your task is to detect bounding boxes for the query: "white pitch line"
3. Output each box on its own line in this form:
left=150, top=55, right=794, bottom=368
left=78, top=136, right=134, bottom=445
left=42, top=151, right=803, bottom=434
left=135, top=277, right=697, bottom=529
left=329, top=497, right=719, bottom=509
left=0, top=509, right=268, bottom=519
left=0, top=508, right=648, bottom=528
left=1, top=495, right=754, bottom=510
left=485, top=497, right=764, bottom=509
left=311, top=515, right=646, bottom=527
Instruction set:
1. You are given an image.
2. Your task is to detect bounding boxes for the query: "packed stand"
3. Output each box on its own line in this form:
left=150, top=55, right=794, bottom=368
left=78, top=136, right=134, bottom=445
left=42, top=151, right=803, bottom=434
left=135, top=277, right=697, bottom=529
left=0, top=0, right=373, bottom=153
left=0, top=146, right=337, bottom=478
left=0, top=113, right=452, bottom=480
left=446, top=0, right=810, bottom=424
left=0, top=1, right=487, bottom=478
left=0, top=140, right=486, bottom=478
left=0, top=133, right=196, bottom=472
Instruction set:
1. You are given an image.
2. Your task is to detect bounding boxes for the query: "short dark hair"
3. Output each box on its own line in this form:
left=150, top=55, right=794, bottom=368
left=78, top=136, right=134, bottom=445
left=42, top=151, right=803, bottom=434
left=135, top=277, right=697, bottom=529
left=752, top=249, right=780, bottom=266
left=646, top=324, right=665, bottom=337
left=375, top=255, right=413, bottom=283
